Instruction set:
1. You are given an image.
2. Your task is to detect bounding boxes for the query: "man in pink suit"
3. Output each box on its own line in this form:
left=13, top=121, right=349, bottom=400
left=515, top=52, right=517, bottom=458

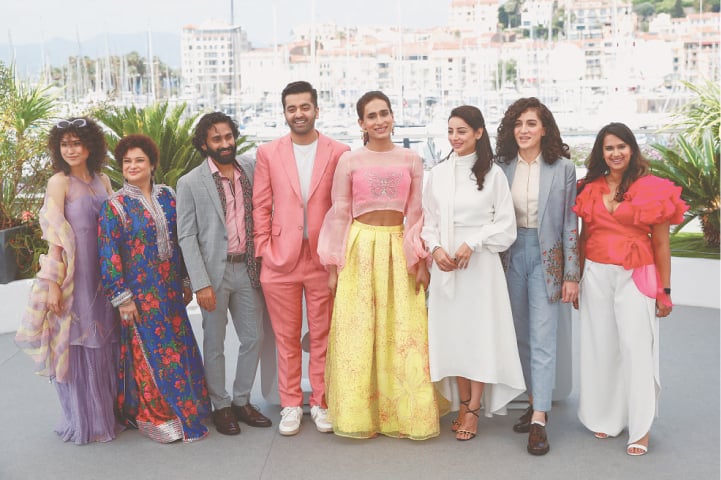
left=253, top=81, right=349, bottom=436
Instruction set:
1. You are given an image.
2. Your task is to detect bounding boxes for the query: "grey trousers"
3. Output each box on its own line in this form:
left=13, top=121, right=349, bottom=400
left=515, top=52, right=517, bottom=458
left=506, top=228, right=559, bottom=413
left=201, top=262, right=264, bottom=410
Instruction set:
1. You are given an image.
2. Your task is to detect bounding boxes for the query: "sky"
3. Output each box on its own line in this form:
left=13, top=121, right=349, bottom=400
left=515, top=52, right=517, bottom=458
left=2, top=0, right=450, bottom=46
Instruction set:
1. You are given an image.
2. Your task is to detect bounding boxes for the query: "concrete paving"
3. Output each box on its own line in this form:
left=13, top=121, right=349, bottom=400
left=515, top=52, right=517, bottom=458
left=0, top=305, right=718, bottom=480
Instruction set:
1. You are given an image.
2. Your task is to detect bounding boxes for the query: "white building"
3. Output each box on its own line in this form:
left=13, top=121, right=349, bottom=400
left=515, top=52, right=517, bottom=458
left=180, top=21, right=251, bottom=108
left=448, top=0, right=500, bottom=34
left=521, top=0, right=555, bottom=31
left=178, top=5, right=718, bottom=122
left=564, top=0, right=636, bottom=40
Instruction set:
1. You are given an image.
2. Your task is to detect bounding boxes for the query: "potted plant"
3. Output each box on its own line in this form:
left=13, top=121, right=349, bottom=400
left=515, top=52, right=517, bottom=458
left=0, top=62, right=56, bottom=282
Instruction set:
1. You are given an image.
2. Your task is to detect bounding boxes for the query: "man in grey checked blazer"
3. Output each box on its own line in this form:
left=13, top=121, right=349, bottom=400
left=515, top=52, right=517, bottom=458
left=177, top=112, right=271, bottom=435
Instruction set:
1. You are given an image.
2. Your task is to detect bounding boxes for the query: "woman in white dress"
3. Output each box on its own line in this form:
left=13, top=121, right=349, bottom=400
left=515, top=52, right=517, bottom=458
left=422, top=105, right=526, bottom=441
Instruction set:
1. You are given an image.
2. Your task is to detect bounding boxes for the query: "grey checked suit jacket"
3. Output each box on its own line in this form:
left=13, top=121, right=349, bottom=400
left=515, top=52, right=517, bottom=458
left=177, top=155, right=256, bottom=293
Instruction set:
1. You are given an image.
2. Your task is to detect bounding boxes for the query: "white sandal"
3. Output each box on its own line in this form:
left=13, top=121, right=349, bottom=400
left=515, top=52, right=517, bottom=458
left=626, top=443, right=648, bottom=456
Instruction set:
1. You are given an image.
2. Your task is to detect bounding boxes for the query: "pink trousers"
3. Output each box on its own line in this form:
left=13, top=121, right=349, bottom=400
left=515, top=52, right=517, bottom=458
left=260, top=240, right=331, bottom=408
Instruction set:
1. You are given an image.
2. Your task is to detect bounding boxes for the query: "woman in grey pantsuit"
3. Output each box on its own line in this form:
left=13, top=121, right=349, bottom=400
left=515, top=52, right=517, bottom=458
left=496, top=98, right=579, bottom=456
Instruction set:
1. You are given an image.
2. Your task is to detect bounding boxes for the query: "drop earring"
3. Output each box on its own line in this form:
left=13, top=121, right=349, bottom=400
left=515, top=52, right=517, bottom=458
left=361, top=130, right=369, bottom=145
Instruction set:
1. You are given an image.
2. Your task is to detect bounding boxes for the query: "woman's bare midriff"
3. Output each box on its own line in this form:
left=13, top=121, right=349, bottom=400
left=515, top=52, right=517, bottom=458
left=355, top=210, right=404, bottom=226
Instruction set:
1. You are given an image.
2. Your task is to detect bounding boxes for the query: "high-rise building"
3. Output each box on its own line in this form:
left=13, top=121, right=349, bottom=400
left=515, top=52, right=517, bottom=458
left=181, top=21, right=251, bottom=108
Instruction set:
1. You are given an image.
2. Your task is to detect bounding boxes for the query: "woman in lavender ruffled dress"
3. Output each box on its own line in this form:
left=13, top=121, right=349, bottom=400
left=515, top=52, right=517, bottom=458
left=15, top=117, right=123, bottom=444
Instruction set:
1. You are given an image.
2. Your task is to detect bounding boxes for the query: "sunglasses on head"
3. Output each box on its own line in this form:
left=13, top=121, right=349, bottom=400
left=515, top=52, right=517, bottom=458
left=56, top=118, right=87, bottom=129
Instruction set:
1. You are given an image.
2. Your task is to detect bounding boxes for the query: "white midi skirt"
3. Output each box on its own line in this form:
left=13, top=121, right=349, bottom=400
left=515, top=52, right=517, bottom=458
left=427, top=228, right=526, bottom=417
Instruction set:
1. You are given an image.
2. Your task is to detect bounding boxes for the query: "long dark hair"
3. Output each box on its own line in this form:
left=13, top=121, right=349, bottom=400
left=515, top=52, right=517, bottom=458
left=356, top=91, right=393, bottom=145
left=495, top=97, right=570, bottom=164
left=578, top=122, right=650, bottom=200
left=447, top=105, right=494, bottom=190
left=47, top=117, right=107, bottom=174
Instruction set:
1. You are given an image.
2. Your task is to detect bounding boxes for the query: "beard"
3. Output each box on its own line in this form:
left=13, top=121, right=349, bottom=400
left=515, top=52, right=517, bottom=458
left=206, top=145, right=236, bottom=165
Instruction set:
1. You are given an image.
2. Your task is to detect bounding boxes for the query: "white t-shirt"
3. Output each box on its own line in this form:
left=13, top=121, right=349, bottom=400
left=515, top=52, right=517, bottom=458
left=293, top=139, right=318, bottom=238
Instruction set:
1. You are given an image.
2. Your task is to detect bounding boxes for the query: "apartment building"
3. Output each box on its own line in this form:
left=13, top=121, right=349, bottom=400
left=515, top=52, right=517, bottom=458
left=180, top=21, right=251, bottom=105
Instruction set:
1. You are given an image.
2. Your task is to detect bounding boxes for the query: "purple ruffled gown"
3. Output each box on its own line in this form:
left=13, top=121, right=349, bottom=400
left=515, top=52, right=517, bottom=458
left=54, top=174, right=122, bottom=444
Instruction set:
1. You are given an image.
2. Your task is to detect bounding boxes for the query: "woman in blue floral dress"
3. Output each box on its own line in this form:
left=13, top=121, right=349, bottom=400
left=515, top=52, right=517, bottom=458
left=99, top=134, right=210, bottom=443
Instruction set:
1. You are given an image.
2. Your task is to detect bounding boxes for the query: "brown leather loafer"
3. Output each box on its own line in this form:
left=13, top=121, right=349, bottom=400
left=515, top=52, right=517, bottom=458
left=527, top=423, right=550, bottom=455
left=212, top=407, right=241, bottom=435
left=513, top=405, right=533, bottom=433
left=232, top=403, right=272, bottom=428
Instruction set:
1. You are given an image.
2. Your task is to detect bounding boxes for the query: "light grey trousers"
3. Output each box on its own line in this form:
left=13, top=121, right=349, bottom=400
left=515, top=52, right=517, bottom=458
left=201, top=261, right=264, bottom=410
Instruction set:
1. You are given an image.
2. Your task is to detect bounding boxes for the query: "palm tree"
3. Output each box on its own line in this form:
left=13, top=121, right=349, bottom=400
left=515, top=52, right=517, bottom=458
left=652, top=80, right=720, bottom=248
left=0, top=62, right=56, bottom=229
left=94, top=101, right=254, bottom=189
left=652, top=133, right=720, bottom=247
left=666, top=81, right=720, bottom=149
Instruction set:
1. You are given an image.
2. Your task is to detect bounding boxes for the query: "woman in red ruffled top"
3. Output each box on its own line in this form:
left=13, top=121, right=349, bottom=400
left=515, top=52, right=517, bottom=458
left=574, top=122, right=688, bottom=457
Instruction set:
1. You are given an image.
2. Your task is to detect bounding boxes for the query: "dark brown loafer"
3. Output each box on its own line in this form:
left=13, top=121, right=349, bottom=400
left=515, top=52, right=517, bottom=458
left=513, top=405, right=533, bottom=433
left=527, top=423, right=550, bottom=456
left=232, top=403, right=272, bottom=428
left=212, top=407, right=241, bottom=435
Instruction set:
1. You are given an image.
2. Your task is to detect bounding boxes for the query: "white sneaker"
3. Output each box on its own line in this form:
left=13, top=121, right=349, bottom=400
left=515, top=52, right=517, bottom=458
left=310, top=405, right=333, bottom=433
left=279, top=406, right=303, bottom=436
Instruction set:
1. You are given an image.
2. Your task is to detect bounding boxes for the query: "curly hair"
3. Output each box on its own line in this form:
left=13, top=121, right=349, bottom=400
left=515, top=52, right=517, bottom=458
left=356, top=91, right=393, bottom=145
left=113, top=134, right=160, bottom=173
left=191, top=112, right=239, bottom=155
left=446, top=105, right=494, bottom=191
left=282, top=81, right=318, bottom=108
left=495, top=97, right=570, bottom=165
left=47, top=117, right=107, bottom=174
left=579, top=122, right=650, bottom=201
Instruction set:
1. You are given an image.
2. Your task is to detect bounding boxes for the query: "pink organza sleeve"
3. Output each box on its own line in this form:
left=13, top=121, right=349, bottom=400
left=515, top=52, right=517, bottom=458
left=318, top=152, right=353, bottom=270
left=402, top=152, right=429, bottom=271
left=628, top=175, right=688, bottom=226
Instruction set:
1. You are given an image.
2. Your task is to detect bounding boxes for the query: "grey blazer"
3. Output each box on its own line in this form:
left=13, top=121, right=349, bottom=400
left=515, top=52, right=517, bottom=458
left=498, top=155, right=580, bottom=302
left=177, top=155, right=256, bottom=292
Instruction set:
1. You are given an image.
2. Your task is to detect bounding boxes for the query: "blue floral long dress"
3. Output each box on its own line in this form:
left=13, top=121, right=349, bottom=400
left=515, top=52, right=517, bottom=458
left=98, top=183, right=210, bottom=443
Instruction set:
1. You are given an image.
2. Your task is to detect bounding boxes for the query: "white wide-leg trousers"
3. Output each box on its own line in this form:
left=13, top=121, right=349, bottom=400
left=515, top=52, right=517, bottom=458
left=578, top=260, right=660, bottom=444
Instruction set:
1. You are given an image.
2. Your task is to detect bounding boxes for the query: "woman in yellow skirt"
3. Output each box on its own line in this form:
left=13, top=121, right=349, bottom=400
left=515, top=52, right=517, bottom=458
left=317, top=91, right=440, bottom=440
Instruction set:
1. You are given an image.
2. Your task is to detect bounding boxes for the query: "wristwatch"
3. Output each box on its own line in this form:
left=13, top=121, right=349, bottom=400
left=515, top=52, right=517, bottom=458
left=663, top=287, right=671, bottom=295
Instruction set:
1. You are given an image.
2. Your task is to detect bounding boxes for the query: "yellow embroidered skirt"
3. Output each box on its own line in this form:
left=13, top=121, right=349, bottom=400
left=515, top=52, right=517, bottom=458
left=325, top=221, right=440, bottom=440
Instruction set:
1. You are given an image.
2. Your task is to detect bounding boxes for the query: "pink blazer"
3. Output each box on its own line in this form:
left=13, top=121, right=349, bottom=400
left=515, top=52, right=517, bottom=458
left=253, top=132, right=349, bottom=273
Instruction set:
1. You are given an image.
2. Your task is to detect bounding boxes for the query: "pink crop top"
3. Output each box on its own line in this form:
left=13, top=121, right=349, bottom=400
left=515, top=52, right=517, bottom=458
left=317, top=146, right=427, bottom=271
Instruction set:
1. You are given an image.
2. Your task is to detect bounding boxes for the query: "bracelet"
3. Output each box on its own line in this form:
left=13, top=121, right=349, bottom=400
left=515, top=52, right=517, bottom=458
left=431, top=246, right=441, bottom=255
left=110, top=289, right=133, bottom=308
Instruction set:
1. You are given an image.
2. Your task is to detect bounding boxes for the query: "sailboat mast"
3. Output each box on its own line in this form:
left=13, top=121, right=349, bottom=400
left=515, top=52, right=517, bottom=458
left=147, top=30, right=156, bottom=102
